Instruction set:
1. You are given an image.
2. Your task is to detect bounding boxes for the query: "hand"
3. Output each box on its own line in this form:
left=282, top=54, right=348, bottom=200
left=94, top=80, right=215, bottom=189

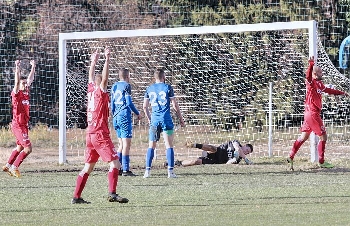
left=104, top=48, right=110, bottom=58
left=180, top=119, right=185, bottom=128
left=309, top=56, right=314, bottom=62
left=136, top=114, right=142, bottom=121
left=91, top=51, right=99, bottom=63
left=15, top=60, right=21, bottom=67
left=30, top=60, right=36, bottom=67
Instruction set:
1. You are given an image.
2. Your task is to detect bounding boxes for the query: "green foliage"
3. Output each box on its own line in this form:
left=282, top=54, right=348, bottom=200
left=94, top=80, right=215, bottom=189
left=17, top=17, right=38, bottom=42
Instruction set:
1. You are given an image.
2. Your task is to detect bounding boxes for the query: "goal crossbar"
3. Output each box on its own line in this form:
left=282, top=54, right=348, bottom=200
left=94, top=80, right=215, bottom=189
left=58, top=20, right=318, bottom=164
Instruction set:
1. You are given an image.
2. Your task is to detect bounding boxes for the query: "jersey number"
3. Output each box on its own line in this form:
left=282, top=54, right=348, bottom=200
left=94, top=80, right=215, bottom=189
left=149, top=91, right=167, bottom=106
left=113, top=90, right=123, bottom=105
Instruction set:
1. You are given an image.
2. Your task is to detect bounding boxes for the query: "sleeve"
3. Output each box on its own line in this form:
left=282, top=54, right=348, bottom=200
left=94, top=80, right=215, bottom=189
left=306, top=59, right=314, bottom=83
left=126, top=95, right=139, bottom=115
left=168, top=85, right=175, bottom=98
left=323, top=87, right=345, bottom=96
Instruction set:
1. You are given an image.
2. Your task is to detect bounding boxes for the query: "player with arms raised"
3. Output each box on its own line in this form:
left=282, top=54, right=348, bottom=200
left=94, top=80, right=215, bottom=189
left=111, top=68, right=141, bottom=176
left=287, top=56, right=349, bottom=170
left=2, top=59, right=35, bottom=178
left=143, top=69, right=185, bottom=178
left=71, top=48, right=128, bottom=204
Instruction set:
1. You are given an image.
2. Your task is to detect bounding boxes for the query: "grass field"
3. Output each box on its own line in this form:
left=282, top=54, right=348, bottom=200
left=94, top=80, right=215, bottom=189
left=1, top=157, right=350, bottom=226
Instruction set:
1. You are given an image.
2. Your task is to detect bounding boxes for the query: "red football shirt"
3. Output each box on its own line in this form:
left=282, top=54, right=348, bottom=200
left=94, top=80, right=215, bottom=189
left=304, top=60, right=344, bottom=113
left=86, top=82, right=110, bottom=134
left=11, top=89, right=30, bottom=125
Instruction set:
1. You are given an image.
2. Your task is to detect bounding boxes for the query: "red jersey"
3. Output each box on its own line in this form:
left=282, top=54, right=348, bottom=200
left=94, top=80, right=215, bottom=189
left=11, top=89, right=30, bottom=125
left=86, top=82, right=110, bottom=134
left=304, top=60, right=344, bottom=113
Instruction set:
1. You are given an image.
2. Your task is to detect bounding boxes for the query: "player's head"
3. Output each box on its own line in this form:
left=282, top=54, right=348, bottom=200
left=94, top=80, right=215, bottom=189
left=19, top=76, right=28, bottom=91
left=154, top=68, right=165, bottom=82
left=312, top=65, right=323, bottom=81
left=244, top=144, right=253, bottom=155
left=95, top=74, right=102, bottom=85
left=119, top=68, right=130, bottom=82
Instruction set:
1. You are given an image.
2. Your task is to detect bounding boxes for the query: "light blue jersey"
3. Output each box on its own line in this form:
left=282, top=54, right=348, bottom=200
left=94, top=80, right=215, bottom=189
left=144, top=82, right=174, bottom=125
left=111, top=81, right=139, bottom=138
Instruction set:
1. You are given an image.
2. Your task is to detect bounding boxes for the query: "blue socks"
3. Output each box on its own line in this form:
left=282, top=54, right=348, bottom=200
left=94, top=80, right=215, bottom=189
left=166, top=148, right=174, bottom=170
left=145, top=148, right=154, bottom=170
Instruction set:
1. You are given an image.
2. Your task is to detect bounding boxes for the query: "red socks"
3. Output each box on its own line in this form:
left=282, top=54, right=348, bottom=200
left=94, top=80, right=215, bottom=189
left=318, top=140, right=326, bottom=164
left=73, top=171, right=89, bottom=199
left=108, top=168, right=119, bottom=194
left=7, top=149, right=20, bottom=165
left=289, top=139, right=305, bottom=159
left=13, top=151, right=28, bottom=168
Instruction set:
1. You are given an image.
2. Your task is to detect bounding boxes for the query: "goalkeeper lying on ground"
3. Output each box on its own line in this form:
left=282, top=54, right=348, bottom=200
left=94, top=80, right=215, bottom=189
left=166, top=140, right=253, bottom=167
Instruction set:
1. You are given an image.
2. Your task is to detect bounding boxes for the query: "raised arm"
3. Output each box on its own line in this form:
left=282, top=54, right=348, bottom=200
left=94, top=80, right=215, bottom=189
left=27, top=60, right=36, bottom=87
left=306, top=56, right=314, bottom=83
left=89, top=51, right=99, bottom=83
left=13, top=60, right=21, bottom=93
left=100, top=48, right=110, bottom=91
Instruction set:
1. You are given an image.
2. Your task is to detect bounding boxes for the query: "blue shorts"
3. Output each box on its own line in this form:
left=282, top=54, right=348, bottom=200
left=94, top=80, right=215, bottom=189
left=114, top=121, right=133, bottom=138
left=149, top=121, right=174, bottom=142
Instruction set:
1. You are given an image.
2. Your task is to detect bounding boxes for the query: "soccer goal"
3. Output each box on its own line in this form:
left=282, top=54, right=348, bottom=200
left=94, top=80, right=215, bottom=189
left=59, top=20, right=349, bottom=165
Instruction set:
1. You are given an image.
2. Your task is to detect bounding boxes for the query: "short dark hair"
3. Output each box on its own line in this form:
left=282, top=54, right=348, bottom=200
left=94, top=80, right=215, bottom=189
left=154, top=68, right=165, bottom=80
left=119, top=68, right=129, bottom=80
left=246, top=144, right=253, bottom=153
left=20, top=76, right=27, bottom=81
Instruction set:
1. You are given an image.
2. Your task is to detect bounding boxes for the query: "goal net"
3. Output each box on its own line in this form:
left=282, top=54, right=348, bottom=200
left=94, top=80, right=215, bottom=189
left=59, top=20, right=350, bottom=164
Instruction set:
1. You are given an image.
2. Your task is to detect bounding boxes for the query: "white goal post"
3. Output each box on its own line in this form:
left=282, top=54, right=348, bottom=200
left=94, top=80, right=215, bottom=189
left=58, top=20, right=318, bottom=165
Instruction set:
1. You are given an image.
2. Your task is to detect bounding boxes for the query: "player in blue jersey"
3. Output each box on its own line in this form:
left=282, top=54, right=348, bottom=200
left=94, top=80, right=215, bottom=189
left=178, top=140, right=253, bottom=166
left=111, top=68, right=141, bottom=176
left=142, top=68, right=185, bottom=178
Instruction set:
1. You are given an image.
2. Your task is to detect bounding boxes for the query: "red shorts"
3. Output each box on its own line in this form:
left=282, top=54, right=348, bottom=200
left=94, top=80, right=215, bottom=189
left=11, top=122, right=31, bottom=147
left=301, top=111, right=326, bottom=136
left=85, top=131, right=118, bottom=163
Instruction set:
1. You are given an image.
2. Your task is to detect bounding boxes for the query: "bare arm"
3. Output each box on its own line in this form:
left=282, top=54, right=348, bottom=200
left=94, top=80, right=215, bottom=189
left=171, top=97, right=185, bottom=127
left=89, top=51, right=99, bottom=83
left=27, top=60, right=36, bottom=87
left=100, top=48, right=110, bottom=91
left=143, top=98, right=151, bottom=123
left=13, top=60, right=21, bottom=93
left=306, top=56, right=314, bottom=83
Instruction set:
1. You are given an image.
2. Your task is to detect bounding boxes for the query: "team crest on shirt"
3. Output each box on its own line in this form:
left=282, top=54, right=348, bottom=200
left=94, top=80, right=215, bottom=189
left=22, top=100, right=29, bottom=105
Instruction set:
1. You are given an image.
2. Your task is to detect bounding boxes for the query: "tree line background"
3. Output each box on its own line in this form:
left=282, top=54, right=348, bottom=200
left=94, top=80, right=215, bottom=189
left=0, top=0, right=349, bottom=128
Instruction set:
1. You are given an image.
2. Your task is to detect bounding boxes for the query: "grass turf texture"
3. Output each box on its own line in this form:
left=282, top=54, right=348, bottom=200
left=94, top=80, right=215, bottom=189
left=1, top=157, right=350, bottom=226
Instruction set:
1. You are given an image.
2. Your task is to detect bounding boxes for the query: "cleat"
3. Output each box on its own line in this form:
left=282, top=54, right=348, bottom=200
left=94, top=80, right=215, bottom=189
left=118, top=168, right=122, bottom=176
left=2, top=166, right=13, bottom=176
left=143, top=170, right=151, bottom=178
left=10, top=168, right=21, bottom=178
left=163, top=161, right=168, bottom=168
left=71, top=197, right=91, bottom=204
left=287, top=157, right=294, bottom=171
left=108, top=193, right=129, bottom=203
left=168, top=171, right=177, bottom=178
left=319, top=162, right=334, bottom=168
left=122, top=170, right=137, bottom=176
left=186, top=141, right=195, bottom=148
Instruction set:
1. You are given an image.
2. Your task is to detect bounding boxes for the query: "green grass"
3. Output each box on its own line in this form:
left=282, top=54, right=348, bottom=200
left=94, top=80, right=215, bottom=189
left=1, top=157, right=350, bottom=226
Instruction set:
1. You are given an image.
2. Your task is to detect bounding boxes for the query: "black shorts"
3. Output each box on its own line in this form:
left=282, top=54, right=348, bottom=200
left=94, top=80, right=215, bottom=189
left=200, top=147, right=228, bottom=164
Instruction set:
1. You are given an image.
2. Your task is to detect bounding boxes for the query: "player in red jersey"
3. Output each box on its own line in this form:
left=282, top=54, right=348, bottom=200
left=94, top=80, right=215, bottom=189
left=71, top=48, right=128, bottom=204
left=287, top=56, right=349, bottom=170
left=2, top=59, right=35, bottom=178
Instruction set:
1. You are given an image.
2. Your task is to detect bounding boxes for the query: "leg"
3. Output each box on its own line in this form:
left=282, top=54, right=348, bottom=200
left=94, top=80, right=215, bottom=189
left=318, top=133, right=332, bottom=167
left=182, top=158, right=203, bottom=167
left=289, top=132, right=310, bottom=160
left=163, top=132, right=177, bottom=178
left=121, top=137, right=135, bottom=175
left=143, top=141, right=157, bottom=178
left=72, top=162, right=95, bottom=203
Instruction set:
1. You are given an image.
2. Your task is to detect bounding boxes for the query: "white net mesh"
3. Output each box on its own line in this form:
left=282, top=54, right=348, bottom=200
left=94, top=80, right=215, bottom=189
left=64, top=27, right=350, bottom=160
